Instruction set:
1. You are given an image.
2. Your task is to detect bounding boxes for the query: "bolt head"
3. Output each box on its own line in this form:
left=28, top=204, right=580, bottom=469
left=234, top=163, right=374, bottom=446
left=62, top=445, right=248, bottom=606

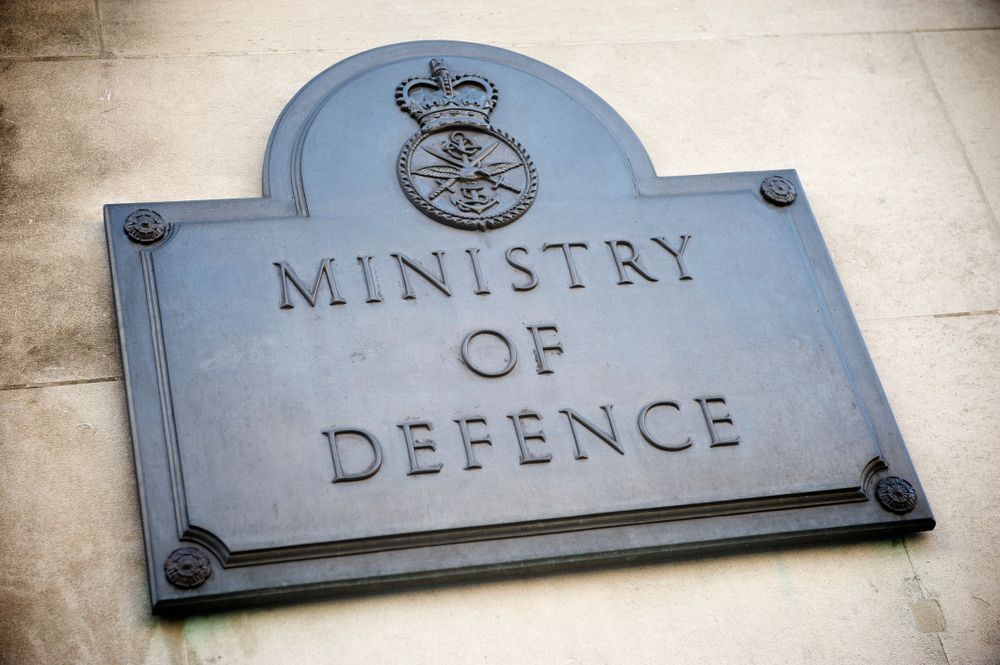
left=124, top=209, right=168, bottom=243
left=164, top=546, right=211, bottom=589
left=761, top=175, right=797, bottom=206
left=876, top=476, right=917, bottom=514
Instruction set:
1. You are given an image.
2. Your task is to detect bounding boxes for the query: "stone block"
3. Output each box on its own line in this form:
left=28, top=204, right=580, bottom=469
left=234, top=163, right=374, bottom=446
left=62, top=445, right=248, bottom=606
left=98, top=0, right=1000, bottom=57
left=0, top=381, right=186, bottom=665
left=863, top=312, right=1000, bottom=665
left=0, top=0, right=100, bottom=58
left=180, top=543, right=943, bottom=664
left=0, top=230, right=119, bottom=388
left=916, top=30, right=1000, bottom=227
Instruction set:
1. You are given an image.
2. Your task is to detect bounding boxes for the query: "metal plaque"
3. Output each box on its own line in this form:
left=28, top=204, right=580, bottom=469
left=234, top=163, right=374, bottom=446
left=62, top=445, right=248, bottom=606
left=105, top=41, right=934, bottom=614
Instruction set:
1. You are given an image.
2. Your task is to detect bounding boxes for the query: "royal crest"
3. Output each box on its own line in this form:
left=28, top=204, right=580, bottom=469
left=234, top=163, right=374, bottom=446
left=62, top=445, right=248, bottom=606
left=396, top=59, right=537, bottom=231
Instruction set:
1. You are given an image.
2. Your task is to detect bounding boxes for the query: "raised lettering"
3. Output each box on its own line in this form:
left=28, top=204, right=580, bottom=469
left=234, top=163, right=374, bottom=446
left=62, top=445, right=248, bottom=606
left=507, top=410, right=551, bottom=464
left=391, top=251, right=451, bottom=300
left=465, top=248, right=491, bottom=295
left=637, top=400, right=693, bottom=451
left=560, top=406, right=623, bottom=459
left=695, top=396, right=740, bottom=447
left=460, top=329, right=517, bottom=377
left=322, top=427, right=383, bottom=482
left=357, top=255, right=383, bottom=303
left=543, top=241, right=589, bottom=288
left=274, top=259, right=346, bottom=308
left=605, top=240, right=659, bottom=285
left=505, top=246, right=539, bottom=291
left=525, top=323, right=563, bottom=375
left=397, top=420, right=444, bottom=475
left=650, top=235, right=693, bottom=280
left=454, top=416, right=492, bottom=469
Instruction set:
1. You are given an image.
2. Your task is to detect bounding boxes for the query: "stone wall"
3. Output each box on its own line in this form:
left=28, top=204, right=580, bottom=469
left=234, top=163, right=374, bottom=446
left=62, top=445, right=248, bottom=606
left=2, top=2, right=999, bottom=663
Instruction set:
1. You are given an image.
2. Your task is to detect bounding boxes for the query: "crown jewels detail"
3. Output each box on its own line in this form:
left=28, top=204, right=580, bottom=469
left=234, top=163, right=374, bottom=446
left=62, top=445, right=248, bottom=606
left=396, top=59, right=499, bottom=131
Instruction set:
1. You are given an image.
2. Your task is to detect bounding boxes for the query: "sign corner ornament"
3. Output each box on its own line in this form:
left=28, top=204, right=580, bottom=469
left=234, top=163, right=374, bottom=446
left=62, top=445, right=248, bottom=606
left=104, top=41, right=933, bottom=615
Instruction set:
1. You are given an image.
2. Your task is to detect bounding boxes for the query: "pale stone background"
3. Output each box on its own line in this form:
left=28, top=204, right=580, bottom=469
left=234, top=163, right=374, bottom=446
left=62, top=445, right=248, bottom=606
left=2, top=1, right=999, bottom=663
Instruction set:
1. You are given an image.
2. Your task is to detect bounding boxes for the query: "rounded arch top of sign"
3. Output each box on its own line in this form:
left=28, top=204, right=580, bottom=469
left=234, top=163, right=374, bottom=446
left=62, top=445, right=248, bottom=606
left=262, top=41, right=658, bottom=228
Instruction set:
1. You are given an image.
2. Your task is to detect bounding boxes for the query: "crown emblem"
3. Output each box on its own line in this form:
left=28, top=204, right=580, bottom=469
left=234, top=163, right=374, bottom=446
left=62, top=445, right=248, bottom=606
left=396, top=58, right=537, bottom=231
left=396, top=59, right=499, bottom=131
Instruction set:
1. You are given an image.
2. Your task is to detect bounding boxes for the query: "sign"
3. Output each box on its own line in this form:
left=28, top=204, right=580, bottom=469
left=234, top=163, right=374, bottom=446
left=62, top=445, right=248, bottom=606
left=104, top=42, right=933, bottom=614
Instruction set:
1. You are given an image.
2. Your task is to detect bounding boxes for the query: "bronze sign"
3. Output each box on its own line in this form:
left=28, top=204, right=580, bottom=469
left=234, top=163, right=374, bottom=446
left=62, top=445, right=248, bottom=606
left=104, top=41, right=933, bottom=614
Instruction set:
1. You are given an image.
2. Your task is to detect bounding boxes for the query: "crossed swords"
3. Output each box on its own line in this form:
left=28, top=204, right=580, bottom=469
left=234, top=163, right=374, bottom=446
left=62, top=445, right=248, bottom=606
left=421, top=139, right=523, bottom=201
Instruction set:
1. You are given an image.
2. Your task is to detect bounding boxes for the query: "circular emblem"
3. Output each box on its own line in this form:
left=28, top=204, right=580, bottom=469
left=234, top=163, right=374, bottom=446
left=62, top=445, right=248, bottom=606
left=760, top=175, right=797, bottom=206
left=399, top=126, right=537, bottom=231
left=164, top=546, right=212, bottom=589
left=124, top=208, right=168, bottom=243
left=875, top=476, right=917, bottom=515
